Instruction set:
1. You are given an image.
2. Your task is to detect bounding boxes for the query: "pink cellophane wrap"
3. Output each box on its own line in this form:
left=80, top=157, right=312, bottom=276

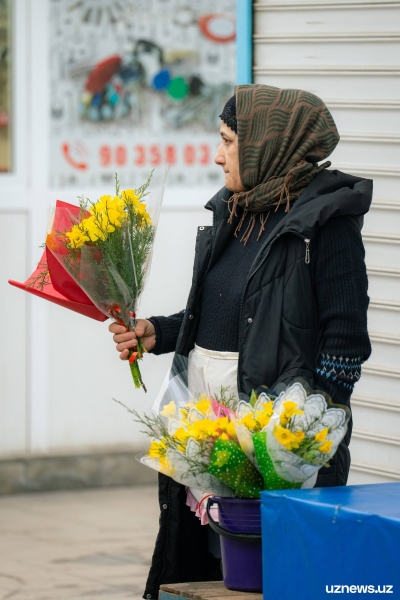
left=185, top=488, right=218, bottom=526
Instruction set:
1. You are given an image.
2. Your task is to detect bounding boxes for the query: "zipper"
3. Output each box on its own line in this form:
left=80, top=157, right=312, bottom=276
left=197, top=210, right=215, bottom=280
left=190, top=210, right=215, bottom=315
left=202, top=208, right=215, bottom=277
left=249, top=230, right=311, bottom=281
left=236, top=230, right=311, bottom=393
left=237, top=235, right=279, bottom=393
left=304, top=238, right=311, bottom=264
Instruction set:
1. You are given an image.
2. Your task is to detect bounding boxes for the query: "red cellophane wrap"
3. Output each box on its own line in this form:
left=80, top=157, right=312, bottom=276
left=8, top=200, right=107, bottom=322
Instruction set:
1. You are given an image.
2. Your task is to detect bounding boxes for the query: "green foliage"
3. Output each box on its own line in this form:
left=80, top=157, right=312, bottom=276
left=65, top=172, right=156, bottom=327
left=214, top=386, right=238, bottom=410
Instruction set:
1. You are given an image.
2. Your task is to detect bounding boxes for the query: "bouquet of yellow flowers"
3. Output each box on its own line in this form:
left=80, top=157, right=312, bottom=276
left=235, top=381, right=350, bottom=490
left=121, top=368, right=350, bottom=496
left=42, top=171, right=166, bottom=390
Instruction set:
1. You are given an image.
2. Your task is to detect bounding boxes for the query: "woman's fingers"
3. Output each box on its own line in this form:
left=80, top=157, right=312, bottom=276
left=116, top=336, right=138, bottom=352
left=133, top=322, right=146, bottom=337
left=109, top=322, right=126, bottom=334
left=113, top=330, right=137, bottom=344
left=109, top=318, right=156, bottom=359
left=119, top=348, right=130, bottom=361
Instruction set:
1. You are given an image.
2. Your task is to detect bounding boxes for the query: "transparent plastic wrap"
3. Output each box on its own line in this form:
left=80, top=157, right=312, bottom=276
left=234, top=381, right=350, bottom=490
left=45, top=170, right=167, bottom=391
left=118, top=361, right=350, bottom=498
left=118, top=358, right=259, bottom=497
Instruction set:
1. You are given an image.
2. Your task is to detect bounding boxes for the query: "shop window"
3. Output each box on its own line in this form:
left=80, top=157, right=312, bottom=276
left=0, top=0, right=11, bottom=172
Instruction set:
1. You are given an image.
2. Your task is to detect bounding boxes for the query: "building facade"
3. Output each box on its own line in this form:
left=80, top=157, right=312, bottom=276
left=0, top=0, right=399, bottom=488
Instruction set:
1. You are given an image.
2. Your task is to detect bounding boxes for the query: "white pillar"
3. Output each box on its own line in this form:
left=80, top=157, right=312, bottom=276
left=27, top=0, right=51, bottom=452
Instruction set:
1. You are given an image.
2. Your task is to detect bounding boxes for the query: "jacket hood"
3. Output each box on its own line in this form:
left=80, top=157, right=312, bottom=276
left=205, top=169, right=373, bottom=241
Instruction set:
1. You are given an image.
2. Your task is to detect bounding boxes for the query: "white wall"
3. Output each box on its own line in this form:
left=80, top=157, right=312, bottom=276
left=0, top=0, right=214, bottom=457
left=0, top=211, right=29, bottom=453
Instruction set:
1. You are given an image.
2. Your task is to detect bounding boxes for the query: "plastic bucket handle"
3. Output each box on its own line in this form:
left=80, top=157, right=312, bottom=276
left=206, top=498, right=261, bottom=543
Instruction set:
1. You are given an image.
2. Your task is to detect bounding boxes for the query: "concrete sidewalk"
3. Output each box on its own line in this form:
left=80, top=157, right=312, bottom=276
left=0, top=485, right=159, bottom=599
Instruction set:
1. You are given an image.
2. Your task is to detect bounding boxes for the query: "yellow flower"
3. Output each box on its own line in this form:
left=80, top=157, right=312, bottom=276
left=294, top=430, right=305, bottom=443
left=81, top=215, right=114, bottom=242
left=255, top=411, right=272, bottom=429
left=215, top=417, right=229, bottom=431
left=159, top=455, right=175, bottom=476
left=280, top=400, right=304, bottom=426
left=273, top=424, right=301, bottom=450
left=160, top=401, right=177, bottom=419
left=148, top=439, right=166, bottom=459
left=215, top=419, right=237, bottom=440
left=122, top=189, right=141, bottom=208
left=173, top=427, right=190, bottom=451
left=195, top=397, right=211, bottom=416
left=136, top=201, right=147, bottom=214
left=135, top=200, right=151, bottom=226
left=122, top=189, right=152, bottom=226
left=241, top=413, right=258, bottom=432
left=226, top=421, right=237, bottom=439
left=261, top=400, right=275, bottom=417
left=189, top=419, right=219, bottom=440
left=65, top=224, right=89, bottom=248
left=315, top=427, right=329, bottom=443
left=318, top=440, right=333, bottom=453
left=91, top=195, right=126, bottom=228
left=174, top=427, right=189, bottom=442
left=179, top=407, right=189, bottom=422
left=148, top=439, right=174, bottom=475
left=241, top=404, right=273, bottom=432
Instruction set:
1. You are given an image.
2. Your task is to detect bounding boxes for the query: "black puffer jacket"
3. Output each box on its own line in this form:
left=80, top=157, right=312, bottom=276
left=143, top=169, right=372, bottom=599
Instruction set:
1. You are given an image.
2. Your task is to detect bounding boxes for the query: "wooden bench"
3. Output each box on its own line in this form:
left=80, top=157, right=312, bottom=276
left=159, top=582, right=262, bottom=600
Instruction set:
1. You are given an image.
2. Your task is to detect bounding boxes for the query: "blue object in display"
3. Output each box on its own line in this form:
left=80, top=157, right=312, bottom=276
left=153, top=69, right=171, bottom=90
left=119, top=64, right=141, bottom=82
left=261, top=483, right=400, bottom=599
left=106, top=84, right=119, bottom=106
left=91, top=92, right=103, bottom=107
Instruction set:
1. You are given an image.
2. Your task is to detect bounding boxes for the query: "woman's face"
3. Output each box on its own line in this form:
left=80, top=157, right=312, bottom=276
left=214, top=121, right=245, bottom=193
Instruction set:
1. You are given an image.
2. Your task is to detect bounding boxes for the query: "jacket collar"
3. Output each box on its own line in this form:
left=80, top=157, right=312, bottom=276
left=205, top=169, right=373, bottom=242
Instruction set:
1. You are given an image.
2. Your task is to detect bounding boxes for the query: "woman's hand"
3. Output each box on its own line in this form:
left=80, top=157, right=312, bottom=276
left=109, top=318, right=156, bottom=360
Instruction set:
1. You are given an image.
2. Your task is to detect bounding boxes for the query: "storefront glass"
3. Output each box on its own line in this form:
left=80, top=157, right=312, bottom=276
left=49, top=0, right=236, bottom=188
left=0, top=0, right=11, bottom=172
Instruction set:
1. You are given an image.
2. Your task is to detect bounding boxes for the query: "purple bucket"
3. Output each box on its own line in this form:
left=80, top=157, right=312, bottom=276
left=207, top=497, right=262, bottom=593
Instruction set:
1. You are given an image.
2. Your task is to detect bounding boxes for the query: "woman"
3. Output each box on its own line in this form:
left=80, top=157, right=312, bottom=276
left=110, top=84, right=372, bottom=598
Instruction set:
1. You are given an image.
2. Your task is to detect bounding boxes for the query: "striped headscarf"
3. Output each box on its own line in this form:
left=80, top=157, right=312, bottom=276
left=228, top=84, right=340, bottom=243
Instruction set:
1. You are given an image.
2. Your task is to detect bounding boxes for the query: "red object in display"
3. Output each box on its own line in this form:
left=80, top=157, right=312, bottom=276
left=85, top=55, right=122, bottom=94
left=198, top=14, right=236, bottom=43
left=0, top=111, right=9, bottom=127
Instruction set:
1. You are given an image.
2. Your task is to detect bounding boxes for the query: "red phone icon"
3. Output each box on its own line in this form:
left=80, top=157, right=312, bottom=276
left=62, top=142, right=89, bottom=170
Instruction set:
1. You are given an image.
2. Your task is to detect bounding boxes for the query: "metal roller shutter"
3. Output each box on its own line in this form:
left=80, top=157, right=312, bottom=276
left=253, top=0, right=400, bottom=484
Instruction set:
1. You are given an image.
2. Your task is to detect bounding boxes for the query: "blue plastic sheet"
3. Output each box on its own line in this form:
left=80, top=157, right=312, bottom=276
left=261, top=483, right=400, bottom=599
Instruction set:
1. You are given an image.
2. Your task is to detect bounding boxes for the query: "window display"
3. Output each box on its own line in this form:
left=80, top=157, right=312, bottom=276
left=0, top=0, right=11, bottom=173
left=49, top=0, right=237, bottom=188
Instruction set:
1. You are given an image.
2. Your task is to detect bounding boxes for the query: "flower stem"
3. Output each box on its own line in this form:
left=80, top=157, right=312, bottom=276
left=128, top=338, right=147, bottom=392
